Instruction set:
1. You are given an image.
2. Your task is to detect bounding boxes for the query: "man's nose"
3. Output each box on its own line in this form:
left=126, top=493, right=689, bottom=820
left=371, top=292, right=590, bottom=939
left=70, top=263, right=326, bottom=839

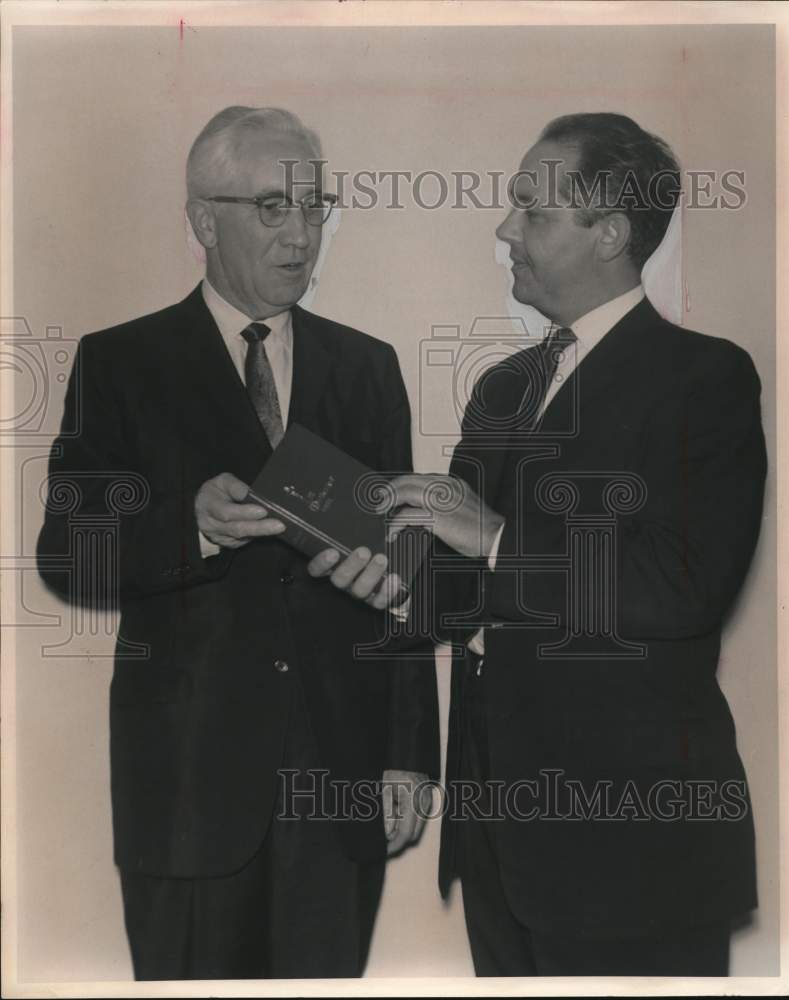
left=495, top=210, right=518, bottom=244
left=279, top=206, right=311, bottom=247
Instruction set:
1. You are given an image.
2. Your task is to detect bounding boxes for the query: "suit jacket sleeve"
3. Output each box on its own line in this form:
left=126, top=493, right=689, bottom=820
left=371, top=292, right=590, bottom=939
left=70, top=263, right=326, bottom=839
left=615, top=344, right=767, bottom=638
left=397, top=371, right=499, bottom=650
left=487, top=343, right=767, bottom=640
left=377, top=344, right=440, bottom=780
left=37, top=334, right=233, bottom=604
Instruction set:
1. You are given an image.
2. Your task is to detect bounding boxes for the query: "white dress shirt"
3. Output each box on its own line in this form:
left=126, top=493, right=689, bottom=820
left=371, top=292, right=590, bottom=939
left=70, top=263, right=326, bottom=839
left=198, top=279, right=294, bottom=558
left=201, top=278, right=294, bottom=417
left=467, top=284, right=645, bottom=654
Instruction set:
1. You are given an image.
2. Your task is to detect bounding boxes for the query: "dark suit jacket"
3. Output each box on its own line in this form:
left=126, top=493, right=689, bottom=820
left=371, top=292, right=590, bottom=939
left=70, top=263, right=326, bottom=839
left=436, top=298, right=766, bottom=935
left=37, top=284, right=439, bottom=878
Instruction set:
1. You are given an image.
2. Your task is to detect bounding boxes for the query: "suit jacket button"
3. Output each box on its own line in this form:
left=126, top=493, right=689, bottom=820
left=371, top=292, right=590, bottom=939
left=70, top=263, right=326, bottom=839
left=274, top=659, right=289, bottom=673
left=280, top=572, right=294, bottom=585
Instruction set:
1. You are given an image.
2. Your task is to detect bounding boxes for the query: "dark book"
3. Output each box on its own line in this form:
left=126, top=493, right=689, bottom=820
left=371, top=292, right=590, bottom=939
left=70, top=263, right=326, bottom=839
left=247, top=423, right=430, bottom=590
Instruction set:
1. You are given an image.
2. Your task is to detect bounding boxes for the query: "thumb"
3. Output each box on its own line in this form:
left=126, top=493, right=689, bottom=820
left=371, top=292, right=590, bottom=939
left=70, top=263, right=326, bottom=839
left=220, top=473, right=255, bottom=503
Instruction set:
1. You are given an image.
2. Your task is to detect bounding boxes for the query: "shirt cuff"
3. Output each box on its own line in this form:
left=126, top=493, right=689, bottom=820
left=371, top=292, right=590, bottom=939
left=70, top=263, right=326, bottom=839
left=199, top=530, right=221, bottom=560
left=467, top=628, right=485, bottom=655
left=389, top=595, right=411, bottom=622
left=487, top=522, right=505, bottom=571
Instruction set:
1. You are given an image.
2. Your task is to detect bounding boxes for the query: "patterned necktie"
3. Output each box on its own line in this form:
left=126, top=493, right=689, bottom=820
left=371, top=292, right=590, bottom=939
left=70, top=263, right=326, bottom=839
left=241, top=322, right=285, bottom=448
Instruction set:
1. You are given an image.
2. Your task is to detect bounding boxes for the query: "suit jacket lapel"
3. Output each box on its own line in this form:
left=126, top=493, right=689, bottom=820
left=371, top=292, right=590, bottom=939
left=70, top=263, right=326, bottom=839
left=288, top=305, right=333, bottom=431
left=176, top=285, right=273, bottom=480
left=538, top=298, right=660, bottom=435
left=492, top=299, right=659, bottom=508
left=450, top=348, right=537, bottom=508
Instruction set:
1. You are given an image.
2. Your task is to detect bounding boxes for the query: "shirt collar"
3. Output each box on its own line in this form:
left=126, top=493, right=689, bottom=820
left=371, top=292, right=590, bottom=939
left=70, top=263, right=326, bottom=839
left=201, top=278, right=292, bottom=343
left=562, top=285, right=645, bottom=356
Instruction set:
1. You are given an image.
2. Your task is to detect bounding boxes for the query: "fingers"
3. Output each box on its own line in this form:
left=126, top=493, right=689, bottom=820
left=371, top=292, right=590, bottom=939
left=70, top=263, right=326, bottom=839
left=382, top=777, right=431, bottom=856
left=413, top=783, right=434, bottom=842
left=203, top=500, right=268, bottom=527
left=225, top=515, right=285, bottom=537
left=202, top=518, right=286, bottom=547
left=215, top=472, right=254, bottom=503
left=221, top=502, right=272, bottom=522
left=403, top=782, right=434, bottom=844
left=319, top=547, right=389, bottom=599
left=379, top=474, right=433, bottom=513
left=307, top=548, right=403, bottom=609
left=201, top=486, right=269, bottom=525
left=347, top=552, right=389, bottom=600
left=382, top=782, right=410, bottom=855
left=199, top=508, right=285, bottom=542
left=369, top=572, right=404, bottom=611
left=382, top=783, right=396, bottom=842
left=196, top=473, right=286, bottom=546
left=386, top=507, right=435, bottom=540
left=381, top=474, right=466, bottom=519
left=386, top=821, right=411, bottom=856
left=307, top=549, right=342, bottom=578
left=385, top=796, right=418, bottom=856
left=328, top=548, right=375, bottom=591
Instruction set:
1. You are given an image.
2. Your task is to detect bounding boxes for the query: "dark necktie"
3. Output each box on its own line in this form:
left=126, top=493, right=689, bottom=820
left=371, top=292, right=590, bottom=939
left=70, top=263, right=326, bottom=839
left=492, top=325, right=577, bottom=511
left=241, top=322, right=285, bottom=448
left=516, top=325, right=577, bottom=430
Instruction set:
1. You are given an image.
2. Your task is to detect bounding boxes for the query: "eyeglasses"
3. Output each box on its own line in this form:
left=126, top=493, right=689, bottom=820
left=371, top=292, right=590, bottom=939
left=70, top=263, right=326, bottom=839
left=204, top=192, right=338, bottom=228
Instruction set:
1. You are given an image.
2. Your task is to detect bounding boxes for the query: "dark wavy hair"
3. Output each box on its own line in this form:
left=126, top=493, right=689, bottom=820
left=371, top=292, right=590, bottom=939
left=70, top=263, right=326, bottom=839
left=541, top=113, right=681, bottom=268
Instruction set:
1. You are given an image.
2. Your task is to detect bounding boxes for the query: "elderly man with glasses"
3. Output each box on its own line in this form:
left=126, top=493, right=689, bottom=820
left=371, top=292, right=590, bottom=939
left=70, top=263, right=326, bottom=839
left=37, top=106, right=438, bottom=981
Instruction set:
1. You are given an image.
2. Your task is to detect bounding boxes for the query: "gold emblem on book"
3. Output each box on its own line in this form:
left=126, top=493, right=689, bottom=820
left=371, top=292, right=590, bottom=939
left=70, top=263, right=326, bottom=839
left=283, top=476, right=336, bottom=513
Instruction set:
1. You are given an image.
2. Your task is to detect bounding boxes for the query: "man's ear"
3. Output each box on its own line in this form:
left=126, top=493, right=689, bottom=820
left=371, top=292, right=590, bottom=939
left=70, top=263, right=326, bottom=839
left=186, top=198, right=218, bottom=250
left=594, top=211, right=631, bottom=263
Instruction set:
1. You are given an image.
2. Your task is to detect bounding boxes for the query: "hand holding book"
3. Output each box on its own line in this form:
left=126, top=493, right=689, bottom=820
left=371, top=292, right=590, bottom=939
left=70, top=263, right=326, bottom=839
left=196, top=471, right=286, bottom=550
left=308, top=471, right=505, bottom=609
left=247, top=424, right=429, bottom=606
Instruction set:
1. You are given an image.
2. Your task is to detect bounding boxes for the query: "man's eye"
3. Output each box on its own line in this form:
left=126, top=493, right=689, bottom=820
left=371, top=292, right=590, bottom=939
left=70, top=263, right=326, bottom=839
left=511, top=195, right=535, bottom=212
left=260, top=199, right=289, bottom=211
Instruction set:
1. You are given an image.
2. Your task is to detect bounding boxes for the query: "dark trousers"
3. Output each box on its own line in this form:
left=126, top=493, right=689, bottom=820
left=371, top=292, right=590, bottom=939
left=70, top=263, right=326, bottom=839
left=120, top=682, right=385, bottom=980
left=455, top=652, right=731, bottom=977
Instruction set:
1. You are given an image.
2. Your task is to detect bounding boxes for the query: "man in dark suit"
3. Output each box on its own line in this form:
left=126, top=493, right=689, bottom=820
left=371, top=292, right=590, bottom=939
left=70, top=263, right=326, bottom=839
left=311, top=113, right=766, bottom=976
left=37, top=106, right=438, bottom=980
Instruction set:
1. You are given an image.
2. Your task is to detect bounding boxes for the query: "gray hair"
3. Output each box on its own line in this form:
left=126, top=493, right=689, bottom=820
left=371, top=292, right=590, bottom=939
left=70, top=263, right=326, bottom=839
left=186, top=106, right=322, bottom=198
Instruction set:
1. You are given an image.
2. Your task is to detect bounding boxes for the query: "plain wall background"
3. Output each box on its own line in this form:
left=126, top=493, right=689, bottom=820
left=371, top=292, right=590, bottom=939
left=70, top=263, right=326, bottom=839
left=9, top=23, right=777, bottom=980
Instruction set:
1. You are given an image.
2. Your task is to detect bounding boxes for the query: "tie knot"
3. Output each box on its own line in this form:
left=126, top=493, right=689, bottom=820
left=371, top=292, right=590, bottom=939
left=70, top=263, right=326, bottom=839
left=552, top=326, right=576, bottom=345
left=242, top=322, right=272, bottom=344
